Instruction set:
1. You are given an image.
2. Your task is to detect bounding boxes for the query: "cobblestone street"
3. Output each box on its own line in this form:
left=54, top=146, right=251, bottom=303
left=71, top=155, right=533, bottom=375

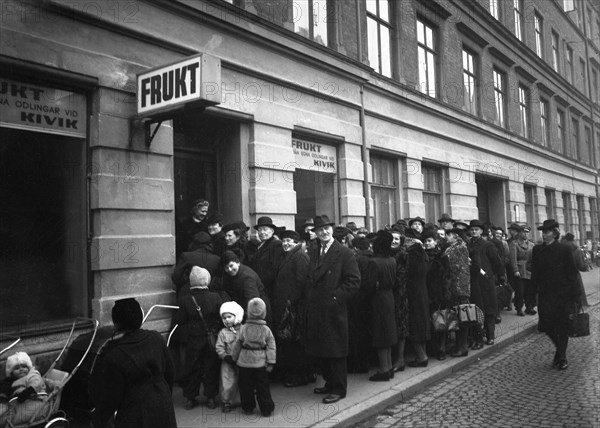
left=353, top=305, right=600, bottom=428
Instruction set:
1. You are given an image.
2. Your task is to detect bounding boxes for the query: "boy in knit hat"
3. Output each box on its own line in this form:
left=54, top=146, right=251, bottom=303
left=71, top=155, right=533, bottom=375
left=0, top=351, right=46, bottom=426
left=215, top=301, right=244, bottom=413
left=231, top=297, right=276, bottom=417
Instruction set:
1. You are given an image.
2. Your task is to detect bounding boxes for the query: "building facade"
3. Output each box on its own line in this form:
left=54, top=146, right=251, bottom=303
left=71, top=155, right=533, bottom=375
left=1, top=0, right=598, bottom=351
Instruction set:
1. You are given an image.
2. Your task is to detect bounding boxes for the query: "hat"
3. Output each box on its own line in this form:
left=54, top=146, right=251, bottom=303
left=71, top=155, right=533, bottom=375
left=395, top=219, right=408, bottom=227
left=254, top=216, right=277, bottom=230
left=281, top=230, right=301, bottom=242
left=222, top=223, right=239, bottom=234
left=537, top=219, right=559, bottom=231
left=219, top=301, right=244, bottom=326
left=447, top=227, right=467, bottom=239
left=207, top=212, right=224, bottom=225
left=6, top=352, right=33, bottom=377
left=221, top=250, right=240, bottom=265
left=438, top=213, right=454, bottom=223
left=404, top=228, right=419, bottom=239
left=189, top=266, right=211, bottom=288
left=454, top=220, right=469, bottom=229
left=469, top=219, right=485, bottom=229
left=564, top=232, right=575, bottom=242
left=301, top=218, right=315, bottom=230
left=346, top=222, right=358, bottom=232
left=333, top=226, right=351, bottom=240
left=409, top=217, right=425, bottom=227
left=508, top=223, right=522, bottom=231
left=192, top=231, right=212, bottom=245
left=421, top=228, right=438, bottom=241
left=112, top=298, right=143, bottom=331
left=313, top=215, right=335, bottom=230
left=247, top=297, right=267, bottom=320
left=372, top=230, right=393, bottom=254
left=522, top=225, right=531, bottom=232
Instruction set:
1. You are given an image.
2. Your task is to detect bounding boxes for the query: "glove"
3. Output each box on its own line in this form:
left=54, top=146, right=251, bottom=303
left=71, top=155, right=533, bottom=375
left=223, top=355, right=234, bottom=365
left=265, top=364, right=274, bottom=373
left=17, top=386, right=35, bottom=403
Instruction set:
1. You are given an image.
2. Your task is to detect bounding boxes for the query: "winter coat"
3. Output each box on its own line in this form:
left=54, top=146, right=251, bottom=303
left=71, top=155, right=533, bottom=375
left=305, top=239, right=361, bottom=358
left=425, top=247, right=449, bottom=308
left=531, top=240, right=580, bottom=333
left=89, top=329, right=176, bottom=428
left=176, top=288, right=223, bottom=353
left=250, top=237, right=285, bottom=302
left=405, top=244, right=430, bottom=342
left=509, top=238, right=534, bottom=279
left=215, top=324, right=241, bottom=360
left=222, top=265, right=270, bottom=321
left=176, top=216, right=209, bottom=257
left=8, top=369, right=46, bottom=397
left=363, top=255, right=398, bottom=348
left=231, top=320, right=276, bottom=368
left=391, top=246, right=409, bottom=339
left=442, top=239, right=470, bottom=302
left=565, top=241, right=589, bottom=306
left=272, top=245, right=309, bottom=331
left=469, top=237, right=505, bottom=316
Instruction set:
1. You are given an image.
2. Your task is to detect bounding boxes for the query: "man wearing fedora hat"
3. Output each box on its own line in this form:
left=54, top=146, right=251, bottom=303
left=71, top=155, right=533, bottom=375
left=305, top=215, right=360, bottom=404
left=530, top=219, right=580, bottom=370
left=249, top=217, right=285, bottom=305
left=438, top=213, right=455, bottom=231
left=468, top=219, right=506, bottom=347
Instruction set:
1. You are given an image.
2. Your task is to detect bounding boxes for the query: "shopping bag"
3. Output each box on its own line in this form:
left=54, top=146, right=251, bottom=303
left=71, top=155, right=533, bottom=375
left=568, top=307, right=590, bottom=337
left=455, top=303, right=482, bottom=326
left=431, top=308, right=459, bottom=332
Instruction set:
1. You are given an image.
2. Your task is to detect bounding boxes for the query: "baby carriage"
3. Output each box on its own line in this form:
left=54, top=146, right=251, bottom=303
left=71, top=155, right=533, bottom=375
left=0, top=318, right=99, bottom=428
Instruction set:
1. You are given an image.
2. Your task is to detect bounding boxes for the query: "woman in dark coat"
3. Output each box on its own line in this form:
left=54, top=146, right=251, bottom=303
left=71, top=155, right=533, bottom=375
left=272, top=230, right=311, bottom=386
left=530, top=220, right=580, bottom=370
left=404, top=229, right=431, bottom=367
left=223, top=222, right=249, bottom=265
left=390, top=227, right=409, bottom=372
left=89, top=298, right=177, bottom=428
left=364, top=231, right=398, bottom=381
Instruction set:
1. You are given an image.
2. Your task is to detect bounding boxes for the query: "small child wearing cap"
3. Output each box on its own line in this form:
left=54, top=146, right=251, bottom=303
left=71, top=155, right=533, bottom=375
left=0, top=351, right=46, bottom=426
left=231, top=298, right=276, bottom=417
left=215, top=301, right=244, bottom=413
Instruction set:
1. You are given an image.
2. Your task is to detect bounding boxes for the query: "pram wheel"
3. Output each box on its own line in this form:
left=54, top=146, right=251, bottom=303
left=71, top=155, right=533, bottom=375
left=45, top=416, right=69, bottom=427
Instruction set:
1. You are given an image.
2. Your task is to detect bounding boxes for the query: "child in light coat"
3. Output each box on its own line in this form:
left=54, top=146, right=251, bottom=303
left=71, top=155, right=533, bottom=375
left=0, top=351, right=47, bottom=427
left=215, top=301, right=244, bottom=413
left=231, top=297, right=276, bottom=417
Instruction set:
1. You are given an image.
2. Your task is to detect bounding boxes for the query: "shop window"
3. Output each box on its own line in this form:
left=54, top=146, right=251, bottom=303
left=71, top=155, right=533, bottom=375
left=462, top=48, right=478, bottom=116
left=367, top=0, right=392, bottom=77
left=422, top=164, right=444, bottom=224
left=370, top=155, right=397, bottom=230
left=545, top=188, right=556, bottom=220
left=294, top=0, right=330, bottom=47
left=524, top=184, right=537, bottom=227
left=417, top=18, right=437, bottom=98
left=493, top=68, right=506, bottom=128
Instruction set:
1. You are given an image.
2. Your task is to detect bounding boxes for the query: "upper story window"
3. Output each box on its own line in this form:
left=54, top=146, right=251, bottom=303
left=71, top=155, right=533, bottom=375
left=370, top=154, right=398, bottom=231
left=462, top=49, right=478, bottom=115
left=524, top=184, right=538, bottom=228
left=489, top=0, right=500, bottom=20
left=534, top=13, right=543, bottom=58
left=557, top=108, right=567, bottom=154
left=545, top=188, right=557, bottom=220
left=566, top=45, right=574, bottom=83
left=513, top=0, right=524, bottom=41
left=592, top=68, right=599, bottom=103
left=367, top=0, right=392, bottom=77
left=417, top=18, right=437, bottom=98
left=493, top=68, right=506, bottom=128
left=422, top=163, right=445, bottom=224
left=551, top=31, right=560, bottom=73
left=584, top=126, right=592, bottom=165
left=540, top=98, right=549, bottom=147
left=518, top=85, right=530, bottom=138
left=580, top=59, right=587, bottom=95
left=294, top=0, right=329, bottom=46
left=571, top=117, right=580, bottom=160
left=563, top=0, right=574, bottom=12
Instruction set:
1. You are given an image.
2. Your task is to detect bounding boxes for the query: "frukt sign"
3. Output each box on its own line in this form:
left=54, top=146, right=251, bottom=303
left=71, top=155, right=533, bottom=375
left=137, top=54, right=221, bottom=116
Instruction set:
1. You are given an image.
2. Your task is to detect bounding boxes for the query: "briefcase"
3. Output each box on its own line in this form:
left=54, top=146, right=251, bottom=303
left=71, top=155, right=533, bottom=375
left=568, top=308, right=590, bottom=337
left=456, top=304, right=482, bottom=325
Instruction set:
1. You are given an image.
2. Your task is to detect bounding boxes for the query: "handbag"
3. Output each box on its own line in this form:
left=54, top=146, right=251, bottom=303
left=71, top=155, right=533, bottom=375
left=277, top=300, right=297, bottom=342
left=190, top=295, right=217, bottom=348
left=455, top=303, right=484, bottom=327
left=568, top=306, right=590, bottom=337
left=431, top=308, right=459, bottom=332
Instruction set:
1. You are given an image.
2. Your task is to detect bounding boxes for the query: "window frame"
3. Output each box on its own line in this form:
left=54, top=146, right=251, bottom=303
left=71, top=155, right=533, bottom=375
left=493, top=68, right=507, bottom=128
left=370, top=153, right=399, bottom=231
left=571, top=116, right=580, bottom=160
left=566, top=45, right=574, bottom=84
left=551, top=31, right=560, bottom=73
left=462, top=48, right=479, bottom=116
left=417, top=17, right=438, bottom=99
left=545, top=188, right=557, bottom=220
left=562, top=192, right=572, bottom=233
left=580, top=58, right=587, bottom=95
left=534, top=13, right=543, bottom=58
left=367, top=0, right=392, bottom=77
left=421, top=163, right=445, bottom=224
left=540, top=98, right=550, bottom=146
left=524, top=184, right=538, bottom=228
left=489, top=0, right=500, bottom=20
left=293, top=0, right=330, bottom=47
left=557, top=108, right=567, bottom=154
left=584, top=125, right=592, bottom=165
left=513, top=0, right=524, bottom=41
left=518, top=84, right=530, bottom=139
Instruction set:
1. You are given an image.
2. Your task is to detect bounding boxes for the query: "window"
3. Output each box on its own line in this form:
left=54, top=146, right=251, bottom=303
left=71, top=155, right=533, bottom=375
left=462, top=49, right=478, bottom=115
left=566, top=46, right=574, bottom=83
left=422, top=164, right=444, bottom=223
left=524, top=185, right=538, bottom=228
left=514, top=0, right=524, bottom=41
left=571, top=117, right=580, bottom=159
left=417, top=18, right=437, bottom=98
left=586, top=8, right=593, bottom=38
left=577, top=195, right=585, bottom=240
left=518, top=85, right=530, bottom=138
left=534, top=13, right=543, bottom=58
left=563, top=0, right=574, bottom=12
left=591, top=198, right=599, bottom=239
left=580, top=59, right=587, bottom=95
left=540, top=98, right=550, bottom=146
left=545, top=188, right=556, bottom=220
left=371, top=155, right=397, bottom=230
left=592, top=68, right=599, bottom=103
left=367, top=0, right=392, bottom=77
left=584, top=126, right=592, bottom=164
left=489, top=0, right=499, bottom=20
left=294, top=0, right=329, bottom=46
left=551, top=31, right=560, bottom=73
left=563, top=192, right=572, bottom=233
left=493, top=69, right=506, bottom=127
left=557, top=108, right=567, bottom=153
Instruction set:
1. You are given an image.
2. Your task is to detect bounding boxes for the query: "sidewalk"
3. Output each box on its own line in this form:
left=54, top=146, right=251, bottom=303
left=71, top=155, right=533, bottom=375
left=173, top=269, right=600, bottom=428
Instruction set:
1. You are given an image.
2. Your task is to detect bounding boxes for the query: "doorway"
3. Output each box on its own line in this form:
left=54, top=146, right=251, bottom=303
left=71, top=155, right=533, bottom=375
left=475, top=174, right=507, bottom=228
left=293, top=169, right=337, bottom=231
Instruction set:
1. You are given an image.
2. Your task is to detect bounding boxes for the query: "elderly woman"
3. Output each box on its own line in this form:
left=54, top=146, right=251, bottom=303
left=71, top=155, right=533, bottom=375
left=408, top=217, right=425, bottom=240
left=390, top=226, right=409, bottom=372
left=530, top=220, right=580, bottom=370
left=223, top=222, right=249, bottom=265
left=273, top=230, right=311, bottom=387
left=89, top=298, right=177, bottom=428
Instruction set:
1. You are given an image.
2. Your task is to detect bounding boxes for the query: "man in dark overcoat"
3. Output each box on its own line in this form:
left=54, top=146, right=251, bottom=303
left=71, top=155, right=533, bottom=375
left=250, top=216, right=285, bottom=303
left=468, top=219, right=506, bottom=346
left=530, top=219, right=580, bottom=370
left=305, top=215, right=360, bottom=404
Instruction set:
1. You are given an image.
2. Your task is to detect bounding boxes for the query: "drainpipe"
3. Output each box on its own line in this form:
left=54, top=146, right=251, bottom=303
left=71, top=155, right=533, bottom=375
left=582, top=6, right=600, bottom=242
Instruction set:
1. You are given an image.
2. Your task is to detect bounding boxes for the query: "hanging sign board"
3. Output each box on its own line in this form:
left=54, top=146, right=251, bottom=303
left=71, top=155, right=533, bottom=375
left=292, top=138, right=337, bottom=173
left=0, top=78, right=87, bottom=138
left=137, top=53, right=221, bottom=117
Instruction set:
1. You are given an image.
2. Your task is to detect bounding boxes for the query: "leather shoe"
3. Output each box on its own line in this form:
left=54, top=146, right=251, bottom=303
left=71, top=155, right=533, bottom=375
left=516, top=310, right=525, bottom=316
left=525, top=308, right=537, bottom=315
left=557, top=360, right=568, bottom=370
left=322, top=393, right=343, bottom=404
left=407, top=359, right=428, bottom=368
left=485, top=339, right=495, bottom=345
left=495, top=316, right=502, bottom=324
left=368, top=371, right=390, bottom=381
left=393, top=364, right=406, bottom=372
left=313, top=386, right=329, bottom=394
left=450, top=349, right=468, bottom=357
left=437, top=351, right=446, bottom=361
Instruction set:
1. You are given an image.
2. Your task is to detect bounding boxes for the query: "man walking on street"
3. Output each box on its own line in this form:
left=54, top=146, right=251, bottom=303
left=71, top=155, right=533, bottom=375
left=305, top=215, right=361, bottom=404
